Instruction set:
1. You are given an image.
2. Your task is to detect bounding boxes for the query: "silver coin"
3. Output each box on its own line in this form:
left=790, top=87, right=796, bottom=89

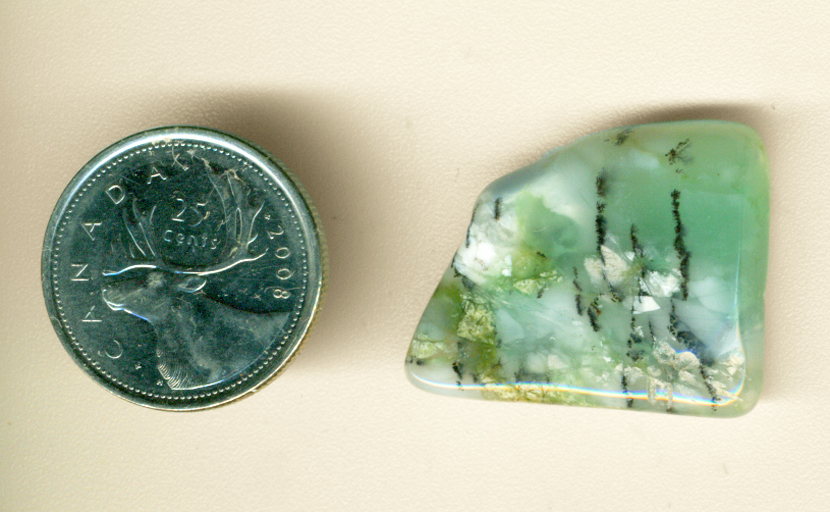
left=42, top=127, right=326, bottom=410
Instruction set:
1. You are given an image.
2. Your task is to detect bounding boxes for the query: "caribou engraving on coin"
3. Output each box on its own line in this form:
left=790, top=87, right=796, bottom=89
left=43, top=127, right=325, bottom=409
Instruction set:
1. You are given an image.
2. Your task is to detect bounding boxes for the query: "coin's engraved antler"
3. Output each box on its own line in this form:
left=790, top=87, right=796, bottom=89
left=104, top=170, right=266, bottom=277
left=123, top=199, right=157, bottom=260
left=200, top=168, right=265, bottom=275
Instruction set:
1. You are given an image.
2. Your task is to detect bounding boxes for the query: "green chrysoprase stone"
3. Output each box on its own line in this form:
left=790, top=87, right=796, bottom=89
left=405, top=121, right=769, bottom=417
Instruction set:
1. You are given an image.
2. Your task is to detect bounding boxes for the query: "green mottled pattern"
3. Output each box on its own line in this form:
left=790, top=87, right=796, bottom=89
left=406, top=121, right=769, bottom=417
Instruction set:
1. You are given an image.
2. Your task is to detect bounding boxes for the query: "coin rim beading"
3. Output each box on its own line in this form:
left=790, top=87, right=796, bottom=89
left=44, top=129, right=322, bottom=409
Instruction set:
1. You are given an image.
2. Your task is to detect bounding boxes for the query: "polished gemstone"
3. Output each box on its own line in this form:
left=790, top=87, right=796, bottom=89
left=405, top=121, right=769, bottom=417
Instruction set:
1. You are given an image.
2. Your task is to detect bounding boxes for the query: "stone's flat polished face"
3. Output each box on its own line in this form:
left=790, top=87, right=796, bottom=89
left=406, top=121, right=769, bottom=417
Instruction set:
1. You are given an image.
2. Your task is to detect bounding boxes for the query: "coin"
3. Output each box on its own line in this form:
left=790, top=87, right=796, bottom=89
left=42, top=127, right=326, bottom=410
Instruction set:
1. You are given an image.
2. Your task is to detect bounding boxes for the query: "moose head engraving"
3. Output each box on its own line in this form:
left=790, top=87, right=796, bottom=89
left=101, top=168, right=289, bottom=391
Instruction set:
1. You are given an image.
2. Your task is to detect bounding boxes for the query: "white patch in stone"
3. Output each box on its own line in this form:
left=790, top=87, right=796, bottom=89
left=525, top=353, right=547, bottom=374
left=547, top=353, right=570, bottom=371
left=583, top=243, right=635, bottom=288
left=626, top=366, right=645, bottom=379
left=599, top=246, right=630, bottom=285
left=533, top=164, right=594, bottom=229
left=690, top=276, right=734, bottom=314
left=473, top=240, right=497, bottom=268
left=713, top=384, right=740, bottom=401
left=653, top=339, right=677, bottom=365
left=724, top=351, right=746, bottom=376
left=628, top=149, right=663, bottom=171
left=674, top=350, right=700, bottom=370
left=454, top=205, right=522, bottom=284
left=645, top=270, right=681, bottom=297
left=633, top=296, right=661, bottom=313
left=653, top=338, right=702, bottom=372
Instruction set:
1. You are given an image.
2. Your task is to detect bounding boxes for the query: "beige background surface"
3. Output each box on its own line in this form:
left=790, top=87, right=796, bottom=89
left=1, top=2, right=828, bottom=511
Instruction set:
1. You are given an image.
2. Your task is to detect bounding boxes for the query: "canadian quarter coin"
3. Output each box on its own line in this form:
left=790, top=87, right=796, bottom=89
left=42, top=126, right=326, bottom=410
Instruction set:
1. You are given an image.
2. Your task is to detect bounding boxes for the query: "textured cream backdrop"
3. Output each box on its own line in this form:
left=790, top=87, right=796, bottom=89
left=1, top=2, right=827, bottom=511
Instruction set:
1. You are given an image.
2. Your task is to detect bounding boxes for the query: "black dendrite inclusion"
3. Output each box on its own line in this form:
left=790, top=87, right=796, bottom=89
left=671, top=189, right=690, bottom=300
left=595, top=171, right=608, bottom=259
